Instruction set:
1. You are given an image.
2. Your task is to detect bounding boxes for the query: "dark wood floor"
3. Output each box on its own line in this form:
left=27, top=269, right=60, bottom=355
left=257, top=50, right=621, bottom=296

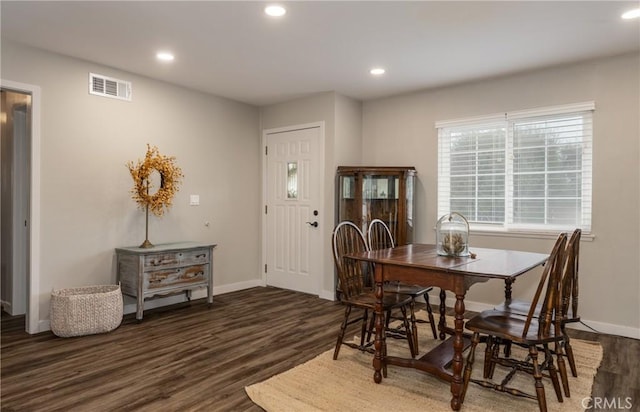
left=1, top=287, right=638, bottom=411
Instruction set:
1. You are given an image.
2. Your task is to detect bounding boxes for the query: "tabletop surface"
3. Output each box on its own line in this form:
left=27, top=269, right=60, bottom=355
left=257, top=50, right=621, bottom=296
left=115, top=242, right=217, bottom=254
left=348, top=243, right=549, bottom=279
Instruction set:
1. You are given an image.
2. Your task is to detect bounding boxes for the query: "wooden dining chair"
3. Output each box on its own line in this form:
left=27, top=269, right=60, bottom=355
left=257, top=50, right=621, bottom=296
left=559, top=228, right=581, bottom=377
left=460, top=233, right=569, bottom=412
left=332, top=221, right=417, bottom=366
left=494, top=229, right=582, bottom=378
left=367, top=218, right=438, bottom=346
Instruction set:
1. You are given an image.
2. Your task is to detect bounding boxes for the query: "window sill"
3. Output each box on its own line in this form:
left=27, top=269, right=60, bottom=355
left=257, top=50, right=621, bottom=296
left=468, top=227, right=594, bottom=241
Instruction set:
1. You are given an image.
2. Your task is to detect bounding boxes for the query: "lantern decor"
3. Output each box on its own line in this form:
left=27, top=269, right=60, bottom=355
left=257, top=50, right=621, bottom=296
left=436, top=212, right=470, bottom=257
left=127, top=144, right=183, bottom=248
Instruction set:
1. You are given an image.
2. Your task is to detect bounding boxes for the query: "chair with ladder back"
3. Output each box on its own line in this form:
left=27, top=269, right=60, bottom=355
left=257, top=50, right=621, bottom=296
left=461, top=233, right=570, bottom=412
left=332, top=221, right=417, bottom=369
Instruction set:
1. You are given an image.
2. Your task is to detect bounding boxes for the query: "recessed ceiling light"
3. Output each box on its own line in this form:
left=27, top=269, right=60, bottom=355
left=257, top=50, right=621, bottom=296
left=156, top=52, right=175, bottom=62
left=370, top=68, right=386, bottom=76
left=622, top=8, right=640, bottom=19
left=265, top=5, right=286, bottom=17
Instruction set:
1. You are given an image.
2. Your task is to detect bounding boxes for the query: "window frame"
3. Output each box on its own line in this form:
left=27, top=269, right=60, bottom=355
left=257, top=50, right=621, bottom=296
left=436, top=101, right=594, bottom=237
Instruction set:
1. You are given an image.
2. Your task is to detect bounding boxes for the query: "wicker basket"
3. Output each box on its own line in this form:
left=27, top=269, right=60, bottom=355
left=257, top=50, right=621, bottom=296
left=50, top=284, right=123, bottom=337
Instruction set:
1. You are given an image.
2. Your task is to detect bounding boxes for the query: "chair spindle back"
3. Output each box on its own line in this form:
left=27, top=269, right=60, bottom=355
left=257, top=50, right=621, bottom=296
left=522, top=233, right=568, bottom=339
left=368, top=219, right=395, bottom=251
left=332, top=221, right=372, bottom=300
left=561, top=229, right=581, bottom=321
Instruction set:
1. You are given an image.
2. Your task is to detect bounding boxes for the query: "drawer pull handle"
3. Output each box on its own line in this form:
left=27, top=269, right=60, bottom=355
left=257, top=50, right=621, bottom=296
left=149, top=258, right=178, bottom=266
left=184, top=271, right=203, bottom=279
left=195, top=254, right=206, bottom=259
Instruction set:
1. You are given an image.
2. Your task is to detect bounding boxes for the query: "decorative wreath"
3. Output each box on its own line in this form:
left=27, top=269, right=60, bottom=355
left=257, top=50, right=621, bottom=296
left=127, top=144, right=183, bottom=217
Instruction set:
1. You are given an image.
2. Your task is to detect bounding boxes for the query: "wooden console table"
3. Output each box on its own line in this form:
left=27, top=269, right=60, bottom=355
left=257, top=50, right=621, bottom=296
left=116, top=242, right=216, bottom=321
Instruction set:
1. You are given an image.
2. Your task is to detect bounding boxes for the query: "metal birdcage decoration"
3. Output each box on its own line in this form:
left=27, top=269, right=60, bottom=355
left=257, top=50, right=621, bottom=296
left=436, top=212, right=470, bottom=257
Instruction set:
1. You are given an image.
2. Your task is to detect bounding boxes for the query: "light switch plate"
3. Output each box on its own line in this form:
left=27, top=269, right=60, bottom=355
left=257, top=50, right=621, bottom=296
left=190, top=195, right=200, bottom=206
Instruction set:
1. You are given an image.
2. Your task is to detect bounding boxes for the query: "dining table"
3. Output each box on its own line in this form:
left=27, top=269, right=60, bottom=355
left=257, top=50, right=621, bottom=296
left=346, top=243, right=549, bottom=411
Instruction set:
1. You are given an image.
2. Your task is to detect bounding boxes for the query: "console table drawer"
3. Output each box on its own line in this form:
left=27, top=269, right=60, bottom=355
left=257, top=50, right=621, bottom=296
left=146, top=264, right=208, bottom=289
left=180, top=249, right=210, bottom=266
left=144, top=249, right=210, bottom=269
left=144, top=253, right=179, bottom=269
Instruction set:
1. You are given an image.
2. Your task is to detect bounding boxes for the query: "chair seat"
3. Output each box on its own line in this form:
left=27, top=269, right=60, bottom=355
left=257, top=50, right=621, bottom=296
left=384, top=282, right=432, bottom=297
left=465, top=309, right=564, bottom=345
left=346, top=290, right=414, bottom=310
left=385, top=282, right=438, bottom=340
left=495, top=299, right=580, bottom=324
left=495, top=298, right=535, bottom=315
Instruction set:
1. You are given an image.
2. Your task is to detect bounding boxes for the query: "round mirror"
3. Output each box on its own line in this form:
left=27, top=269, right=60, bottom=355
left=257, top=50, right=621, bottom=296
left=146, top=168, right=162, bottom=195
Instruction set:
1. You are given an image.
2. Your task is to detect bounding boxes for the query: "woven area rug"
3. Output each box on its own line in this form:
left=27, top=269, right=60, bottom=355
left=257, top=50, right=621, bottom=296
left=245, top=315, right=603, bottom=412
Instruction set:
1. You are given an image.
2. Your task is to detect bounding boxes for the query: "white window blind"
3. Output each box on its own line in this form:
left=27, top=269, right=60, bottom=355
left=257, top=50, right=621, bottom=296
left=437, top=102, right=593, bottom=233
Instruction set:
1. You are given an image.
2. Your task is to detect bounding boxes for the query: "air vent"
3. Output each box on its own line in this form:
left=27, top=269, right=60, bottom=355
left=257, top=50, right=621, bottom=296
left=89, top=73, right=132, bottom=101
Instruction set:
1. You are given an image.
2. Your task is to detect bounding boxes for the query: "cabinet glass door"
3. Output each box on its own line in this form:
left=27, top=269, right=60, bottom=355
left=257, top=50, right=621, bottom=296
left=337, top=175, right=356, bottom=225
left=362, top=175, right=399, bottom=239
left=406, top=173, right=415, bottom=243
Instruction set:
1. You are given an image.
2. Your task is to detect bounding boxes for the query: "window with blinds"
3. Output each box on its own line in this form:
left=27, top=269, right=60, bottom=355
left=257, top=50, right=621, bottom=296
left=437, top=102, right=593, bottom=233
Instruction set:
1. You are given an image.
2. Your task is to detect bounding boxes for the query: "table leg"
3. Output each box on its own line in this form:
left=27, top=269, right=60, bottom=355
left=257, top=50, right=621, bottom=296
left=450, top=293, right=465, bottom=411
left=504, top=278, right=514, bottom=302
left=439, top=289, right=447, bottom=340
left=136, top=294, right=144, bottom=322
left=208, top=256, right=214, bottom=308
left=373, top=264, right=385, bottom=384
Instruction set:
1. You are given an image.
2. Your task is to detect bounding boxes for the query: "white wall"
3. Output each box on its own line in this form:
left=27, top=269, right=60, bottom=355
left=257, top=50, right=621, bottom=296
left=1, top=40, right=262, bottom=327
left=334, top=93, right=363, bottom=167
left=362, top=53, right=640, bottom=337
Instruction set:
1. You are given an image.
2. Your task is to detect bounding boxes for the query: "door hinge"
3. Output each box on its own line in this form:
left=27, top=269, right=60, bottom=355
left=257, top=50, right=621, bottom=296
left=265, top=146, right=268, bottom=155
left=265, top=205, right=267, bottom=214
left=264, top=264, right=267, bottom=273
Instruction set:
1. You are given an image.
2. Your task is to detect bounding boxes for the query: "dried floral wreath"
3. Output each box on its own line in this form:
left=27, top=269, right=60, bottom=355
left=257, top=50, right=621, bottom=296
left=127, top=144, right=183, bottom=216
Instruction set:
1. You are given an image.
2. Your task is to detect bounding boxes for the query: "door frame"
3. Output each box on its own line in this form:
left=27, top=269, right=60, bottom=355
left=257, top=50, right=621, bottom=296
left=261, top=121, right=325, bottom=295
left=1, top=79, right=42, bottom=334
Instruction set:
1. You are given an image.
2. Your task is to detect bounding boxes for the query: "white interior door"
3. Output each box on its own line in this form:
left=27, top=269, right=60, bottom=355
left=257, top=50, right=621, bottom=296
left=265, top=125, right=322, bottom=295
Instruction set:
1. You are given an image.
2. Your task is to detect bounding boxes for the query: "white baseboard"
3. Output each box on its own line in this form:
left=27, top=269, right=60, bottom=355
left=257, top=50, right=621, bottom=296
left=1, top=300, right=13, bottom=315
left=38, top=285, right=637, bottom=339
left=565, top=319, right=640, bottom=339
left=430, top=292, right=640, bottom=340
left=120, top=281, right=332, bottom=317
left=39, top=320, right=50, bottom=333
left=319, top=289, right=336, bottom=301
left=122, top=279, right=265, bottom=315
left=211, top=279, right=265, bottom=296
left=38, top=280, right=266, bottom=333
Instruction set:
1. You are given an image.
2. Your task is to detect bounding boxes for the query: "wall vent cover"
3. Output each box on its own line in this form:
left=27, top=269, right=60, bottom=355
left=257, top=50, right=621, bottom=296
left=89, top=73, right=132, bottom=101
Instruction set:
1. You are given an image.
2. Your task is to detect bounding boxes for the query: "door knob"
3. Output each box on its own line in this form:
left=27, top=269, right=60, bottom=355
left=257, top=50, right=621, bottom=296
left=306, top=221, right=319, bottom=228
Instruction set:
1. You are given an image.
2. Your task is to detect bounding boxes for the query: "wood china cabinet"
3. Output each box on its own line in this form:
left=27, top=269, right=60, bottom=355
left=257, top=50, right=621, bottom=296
left=335, top=166, right=416, bottom=245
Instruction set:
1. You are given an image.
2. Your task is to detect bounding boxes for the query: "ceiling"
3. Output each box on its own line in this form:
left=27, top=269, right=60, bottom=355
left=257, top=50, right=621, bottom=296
left=2, top=1, right=639, bottom=106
